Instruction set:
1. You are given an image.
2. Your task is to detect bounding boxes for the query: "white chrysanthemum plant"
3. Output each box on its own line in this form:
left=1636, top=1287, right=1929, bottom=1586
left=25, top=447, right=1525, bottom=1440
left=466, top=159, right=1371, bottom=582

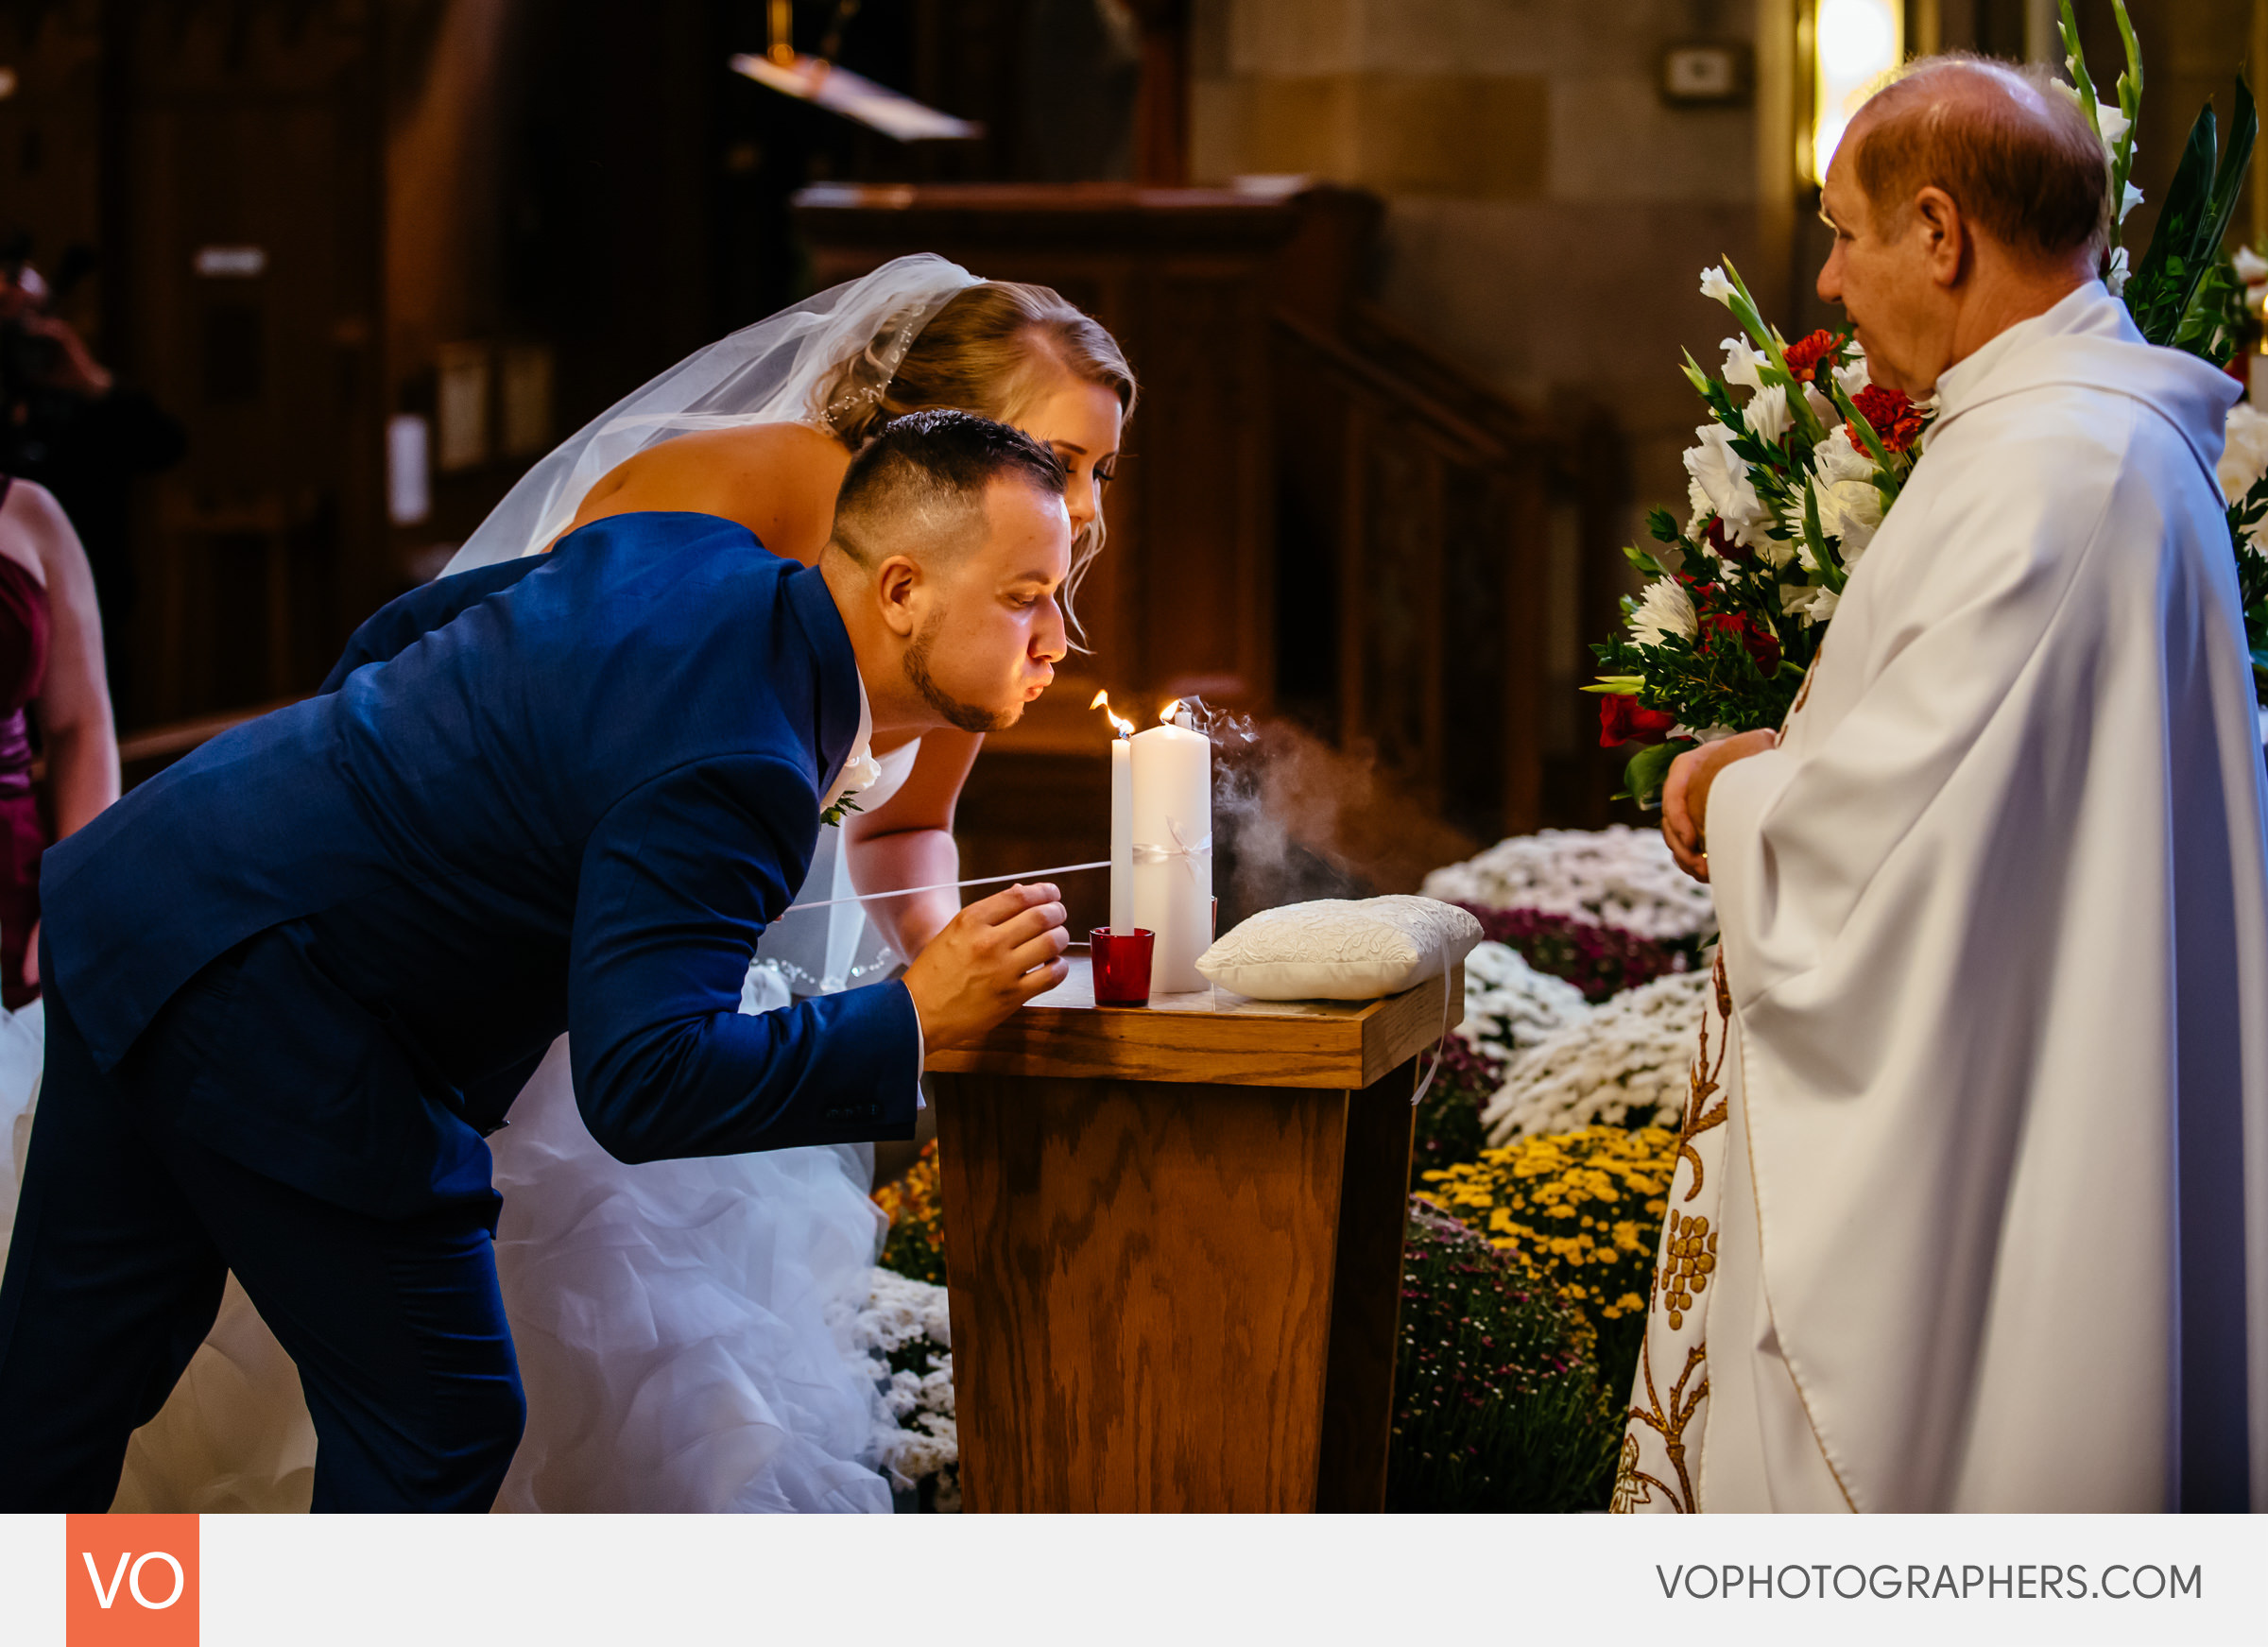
left=1419, top=824, right=1718, bottom=943
left=1589, top=260, right=1932, bottom=806
left=1480, top=969, right=1714, bottom=1143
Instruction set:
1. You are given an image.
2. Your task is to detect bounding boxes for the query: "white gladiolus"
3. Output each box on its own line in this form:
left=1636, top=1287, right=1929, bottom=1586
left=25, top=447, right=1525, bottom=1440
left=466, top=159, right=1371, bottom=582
left=1810, top=422, right=1872, bottom=484
left=1796, top=424, right=1884, bottom=562
left=1802, top=380, right=1836, bottom=427
left=2218, top=403, right=2268, bottom=504
left=1746, top=382, right=1793, bottom=445
left=1627, top=576, right=1697, bottom=647
left=1812, top=473, right=1884, bottom=562
left=1683, top=422, right=1769, bottom=545
left=2235, top=246, right=2268, bottom=285
left=1699, top=266, right=1736, bottom=305
left=1786, top=583, right=1841, bottom=626
left=2118, top=180, right=2144, bottom=223
left=1719, top=335, right=1765, bottom=391
left=2105, top=245, right=2131, bottom=296
left=2053, top=81, right=2132, bottom=166
left=1832, top=346, right=1871, bottom=401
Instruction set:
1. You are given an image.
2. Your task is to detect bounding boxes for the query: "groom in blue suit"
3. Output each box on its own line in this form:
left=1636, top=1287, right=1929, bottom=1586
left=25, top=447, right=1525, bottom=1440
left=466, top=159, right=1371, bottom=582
left=0, top=410, right=1074, bottom=1510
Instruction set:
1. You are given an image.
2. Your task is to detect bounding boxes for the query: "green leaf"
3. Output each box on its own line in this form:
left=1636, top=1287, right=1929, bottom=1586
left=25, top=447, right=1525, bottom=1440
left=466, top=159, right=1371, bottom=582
left=2126, top=79, right=2257, bottom=354
left=1622, top=741, right=1688, bottom=810
left=2058, top=1, right=2098, bottom=128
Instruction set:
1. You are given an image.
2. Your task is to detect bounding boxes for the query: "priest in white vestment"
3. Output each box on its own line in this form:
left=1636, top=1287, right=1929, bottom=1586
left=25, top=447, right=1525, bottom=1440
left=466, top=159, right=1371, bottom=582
left=1639, top=58, right=2268, bottom=1512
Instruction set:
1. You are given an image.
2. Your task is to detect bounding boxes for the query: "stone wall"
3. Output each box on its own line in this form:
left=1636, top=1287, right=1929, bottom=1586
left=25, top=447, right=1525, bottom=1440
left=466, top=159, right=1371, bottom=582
left=1190, top=0, right=1766, bottom=536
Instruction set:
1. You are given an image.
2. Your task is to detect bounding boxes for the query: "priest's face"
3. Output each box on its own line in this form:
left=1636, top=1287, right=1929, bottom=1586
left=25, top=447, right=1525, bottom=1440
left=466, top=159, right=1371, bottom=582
left=900, top=476, right=1072, bottom=734
left=1815, top=135, right=1950, bottom=398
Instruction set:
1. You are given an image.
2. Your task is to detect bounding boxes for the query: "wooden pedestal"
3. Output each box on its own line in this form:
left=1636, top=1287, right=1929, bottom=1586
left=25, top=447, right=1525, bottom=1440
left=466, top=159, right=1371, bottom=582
left=925, top=956, right=1461, bottom=1512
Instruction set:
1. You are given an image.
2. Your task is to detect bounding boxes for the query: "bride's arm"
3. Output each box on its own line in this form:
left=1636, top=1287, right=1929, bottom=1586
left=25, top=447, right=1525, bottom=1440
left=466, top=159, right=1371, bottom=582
left=842, top=729, right=984, bottom=961
left=554, top=422, right=851, bottom=563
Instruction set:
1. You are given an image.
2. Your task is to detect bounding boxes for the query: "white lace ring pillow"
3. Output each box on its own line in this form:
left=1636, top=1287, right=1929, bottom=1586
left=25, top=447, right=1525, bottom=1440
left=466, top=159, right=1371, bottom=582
left=1195, top=896, right=1483, bottom=1001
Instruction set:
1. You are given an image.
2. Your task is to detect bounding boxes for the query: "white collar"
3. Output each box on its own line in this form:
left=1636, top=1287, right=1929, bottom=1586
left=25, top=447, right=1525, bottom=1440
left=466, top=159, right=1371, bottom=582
left=1924, top=282, right=2108, bottom=444
left=820, top=674, right=881, bottom=817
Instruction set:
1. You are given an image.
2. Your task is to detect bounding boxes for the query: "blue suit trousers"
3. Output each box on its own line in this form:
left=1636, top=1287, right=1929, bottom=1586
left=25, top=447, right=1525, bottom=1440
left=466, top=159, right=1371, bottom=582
left=0, top=937, right=525, bottom=1511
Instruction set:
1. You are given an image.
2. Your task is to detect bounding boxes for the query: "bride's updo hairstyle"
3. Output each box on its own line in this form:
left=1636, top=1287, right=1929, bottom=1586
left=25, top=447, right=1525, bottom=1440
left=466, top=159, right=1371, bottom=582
left=819, top=282, right=1137, bottom=647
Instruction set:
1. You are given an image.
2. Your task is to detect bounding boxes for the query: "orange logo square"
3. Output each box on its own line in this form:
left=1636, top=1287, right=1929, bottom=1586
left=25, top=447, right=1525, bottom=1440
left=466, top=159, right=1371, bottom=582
left=65, top=1515, right=198, bottom=1646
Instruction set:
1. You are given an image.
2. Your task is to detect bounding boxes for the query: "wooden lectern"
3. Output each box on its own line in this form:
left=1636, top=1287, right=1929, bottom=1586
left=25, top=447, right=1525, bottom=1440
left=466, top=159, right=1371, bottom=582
left=925, top=955, right=1462, bottom=1512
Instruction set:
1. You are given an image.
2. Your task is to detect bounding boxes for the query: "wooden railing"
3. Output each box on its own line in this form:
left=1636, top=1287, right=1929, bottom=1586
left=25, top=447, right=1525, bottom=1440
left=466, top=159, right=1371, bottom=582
left=1270, top=309, right=1625, bottom=843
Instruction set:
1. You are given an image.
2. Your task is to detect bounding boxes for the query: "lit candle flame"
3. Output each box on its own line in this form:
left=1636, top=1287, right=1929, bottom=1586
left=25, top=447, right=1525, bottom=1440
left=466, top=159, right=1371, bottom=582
left=1090, top=688, right=1134, bottom=739
left=1159, top=698, right=1184, bottom=727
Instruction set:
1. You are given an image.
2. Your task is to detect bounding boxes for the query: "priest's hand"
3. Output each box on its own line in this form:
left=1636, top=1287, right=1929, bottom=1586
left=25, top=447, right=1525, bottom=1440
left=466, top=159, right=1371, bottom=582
left=1661, top=729, right=1778, bottom=883
left=902, top=882, right=1070, bottom=1050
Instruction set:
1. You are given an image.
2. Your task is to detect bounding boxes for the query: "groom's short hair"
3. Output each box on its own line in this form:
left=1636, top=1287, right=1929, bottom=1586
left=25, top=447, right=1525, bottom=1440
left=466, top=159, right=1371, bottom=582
left=1851, top=55, right=2108, bottom=265
left=829, top=408, right=1067, bottom=569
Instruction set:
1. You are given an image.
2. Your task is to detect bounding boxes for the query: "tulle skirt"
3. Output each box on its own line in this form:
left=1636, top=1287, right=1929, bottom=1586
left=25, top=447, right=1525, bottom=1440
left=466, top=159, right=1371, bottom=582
left=1, top=990, right=898, bottom=1513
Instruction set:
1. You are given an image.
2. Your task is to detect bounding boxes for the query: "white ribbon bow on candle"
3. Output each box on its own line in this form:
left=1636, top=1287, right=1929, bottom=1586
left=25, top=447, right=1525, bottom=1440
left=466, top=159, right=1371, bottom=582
left=1130, top=816, right=1213, bottom=882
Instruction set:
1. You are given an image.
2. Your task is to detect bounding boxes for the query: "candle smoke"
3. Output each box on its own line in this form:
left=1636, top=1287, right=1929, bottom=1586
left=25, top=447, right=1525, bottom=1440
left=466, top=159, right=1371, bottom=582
left=1182, top=700, right=1483, bottom=927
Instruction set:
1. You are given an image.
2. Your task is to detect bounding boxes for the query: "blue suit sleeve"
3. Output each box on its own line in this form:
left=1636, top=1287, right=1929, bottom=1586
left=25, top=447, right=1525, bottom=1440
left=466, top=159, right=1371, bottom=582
left=319, top=557, right=550, bottom=694
left=566, top=752, right=922, bottom=1164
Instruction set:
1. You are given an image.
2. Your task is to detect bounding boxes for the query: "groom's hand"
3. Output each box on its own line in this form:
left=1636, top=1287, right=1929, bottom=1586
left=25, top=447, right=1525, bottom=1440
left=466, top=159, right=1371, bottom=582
left=902, top=882, right=1069, bottom=1050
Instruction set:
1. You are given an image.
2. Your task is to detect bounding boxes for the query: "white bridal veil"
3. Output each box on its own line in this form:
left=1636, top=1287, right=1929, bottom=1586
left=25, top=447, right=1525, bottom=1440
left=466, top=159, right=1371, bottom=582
left=446, top=253, right=983, bottom=572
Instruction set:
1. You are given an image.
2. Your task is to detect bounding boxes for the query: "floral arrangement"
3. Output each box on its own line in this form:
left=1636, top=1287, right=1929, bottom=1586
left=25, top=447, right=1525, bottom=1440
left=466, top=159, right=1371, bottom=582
left=1383, top=1199, right=1624, bottom=1513
left=1419, top=1124, right=1677, bottom=1397
left=1478, top=969, right=1713, bottom=1143
left=1419, top=824, right=1716, bottom=942
left=1457, top=905, right=1691, bottom=1004
left=1588, top=269, right=1926, bottom=805
left=1591, top=1, right=2266, bottom=806
left=845, top=1266, right=959, bottom=1509
left=873, top=1139, right=946, bottom=1287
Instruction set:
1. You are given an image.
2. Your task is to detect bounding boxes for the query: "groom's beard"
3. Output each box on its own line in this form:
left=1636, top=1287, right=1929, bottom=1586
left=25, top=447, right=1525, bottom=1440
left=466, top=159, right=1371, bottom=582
left=903, top=615, right=1015, bottom=734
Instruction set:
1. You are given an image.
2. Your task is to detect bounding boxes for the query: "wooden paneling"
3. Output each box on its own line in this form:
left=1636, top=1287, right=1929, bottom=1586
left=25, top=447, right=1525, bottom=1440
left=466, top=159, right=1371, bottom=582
left=794, top=181, right=1381, bottom=753
left=111, top=0, right=384, bottom=725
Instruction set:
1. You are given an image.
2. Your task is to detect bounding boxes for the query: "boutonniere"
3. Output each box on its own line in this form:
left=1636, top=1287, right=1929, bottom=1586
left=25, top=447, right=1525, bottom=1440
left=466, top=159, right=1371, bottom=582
left=821, top=746, right=882, bottom=828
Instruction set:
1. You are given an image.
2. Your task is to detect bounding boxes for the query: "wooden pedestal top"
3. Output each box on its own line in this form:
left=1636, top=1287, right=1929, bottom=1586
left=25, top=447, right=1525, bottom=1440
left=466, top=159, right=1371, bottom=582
left=923, top=953, right=1465, bottom=1090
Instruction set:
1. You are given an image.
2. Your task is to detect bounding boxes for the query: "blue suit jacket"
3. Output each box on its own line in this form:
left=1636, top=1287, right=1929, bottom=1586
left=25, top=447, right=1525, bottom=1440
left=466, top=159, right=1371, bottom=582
left=42, top=512, right=920, bottom=1216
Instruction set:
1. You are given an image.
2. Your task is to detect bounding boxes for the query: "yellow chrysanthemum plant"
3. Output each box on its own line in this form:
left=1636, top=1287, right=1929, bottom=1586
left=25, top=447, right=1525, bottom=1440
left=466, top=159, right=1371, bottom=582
left=1419, top=1124, right=1677, bottom=1391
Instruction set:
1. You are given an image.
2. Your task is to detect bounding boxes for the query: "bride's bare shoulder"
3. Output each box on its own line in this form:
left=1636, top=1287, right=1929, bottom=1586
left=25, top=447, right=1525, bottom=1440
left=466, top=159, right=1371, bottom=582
left=568, top=421, right=852, bottom=559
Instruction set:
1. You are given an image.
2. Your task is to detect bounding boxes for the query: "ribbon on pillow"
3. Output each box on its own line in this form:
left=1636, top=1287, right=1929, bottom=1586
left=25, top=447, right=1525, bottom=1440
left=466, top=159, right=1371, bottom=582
left=1408, top=929, right=1453, bottom=1108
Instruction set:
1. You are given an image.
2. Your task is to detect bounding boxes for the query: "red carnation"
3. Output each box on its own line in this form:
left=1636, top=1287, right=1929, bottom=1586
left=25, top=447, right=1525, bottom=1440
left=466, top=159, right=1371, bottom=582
left=1781, top=329, right=1848, bottom=385
left=1598, top=694, right=1678, bottom=747
left=1704, top=610, right=1782, bottom=673
left=1847, top=384, right=1924, bottom=454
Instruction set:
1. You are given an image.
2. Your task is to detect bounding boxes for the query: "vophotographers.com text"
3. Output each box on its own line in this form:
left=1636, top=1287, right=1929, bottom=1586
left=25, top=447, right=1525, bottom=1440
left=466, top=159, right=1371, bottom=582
left=1657, top=1563, right=2202, bottom=1602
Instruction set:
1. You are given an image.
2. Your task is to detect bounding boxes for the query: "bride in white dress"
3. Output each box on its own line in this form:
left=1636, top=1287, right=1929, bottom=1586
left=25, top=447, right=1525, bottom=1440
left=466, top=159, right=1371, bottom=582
left=0, top=255, right=1133, bottom=1513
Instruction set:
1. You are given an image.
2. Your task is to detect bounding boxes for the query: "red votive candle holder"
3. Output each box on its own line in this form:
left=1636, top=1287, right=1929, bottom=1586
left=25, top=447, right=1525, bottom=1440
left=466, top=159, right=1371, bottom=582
left=1090, top=928, right=1155, bottom=1006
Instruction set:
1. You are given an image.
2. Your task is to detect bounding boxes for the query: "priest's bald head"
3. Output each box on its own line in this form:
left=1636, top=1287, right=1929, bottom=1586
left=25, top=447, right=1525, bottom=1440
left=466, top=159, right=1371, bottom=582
left=1818, top=55, right=2109, bottom=397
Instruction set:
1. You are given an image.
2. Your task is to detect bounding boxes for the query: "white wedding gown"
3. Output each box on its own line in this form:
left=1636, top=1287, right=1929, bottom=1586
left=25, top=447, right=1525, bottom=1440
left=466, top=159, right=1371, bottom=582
left=1, top=743, right=925, bottom=1514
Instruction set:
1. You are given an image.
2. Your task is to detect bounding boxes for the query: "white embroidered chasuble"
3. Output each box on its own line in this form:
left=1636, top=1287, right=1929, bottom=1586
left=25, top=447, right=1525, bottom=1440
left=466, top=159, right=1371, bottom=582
left=1618, top=283, right=2268, bottom=1513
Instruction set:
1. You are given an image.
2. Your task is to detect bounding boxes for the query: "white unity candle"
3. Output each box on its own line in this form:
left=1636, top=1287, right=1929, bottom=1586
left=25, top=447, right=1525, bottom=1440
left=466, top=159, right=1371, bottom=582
left=1109, top=734, right=1134, bottom=932
left=1129, top=709, right=1211, bottom=993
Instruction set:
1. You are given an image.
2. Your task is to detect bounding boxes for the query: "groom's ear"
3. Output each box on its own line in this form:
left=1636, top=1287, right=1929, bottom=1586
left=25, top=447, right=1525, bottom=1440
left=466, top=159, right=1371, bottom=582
left=873, top=553, right=926, bottom=639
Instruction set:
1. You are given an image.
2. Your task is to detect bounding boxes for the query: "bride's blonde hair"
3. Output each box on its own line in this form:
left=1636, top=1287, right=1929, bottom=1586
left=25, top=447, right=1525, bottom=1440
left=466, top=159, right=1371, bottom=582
left=818, top=282, right=1137, bottom=649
